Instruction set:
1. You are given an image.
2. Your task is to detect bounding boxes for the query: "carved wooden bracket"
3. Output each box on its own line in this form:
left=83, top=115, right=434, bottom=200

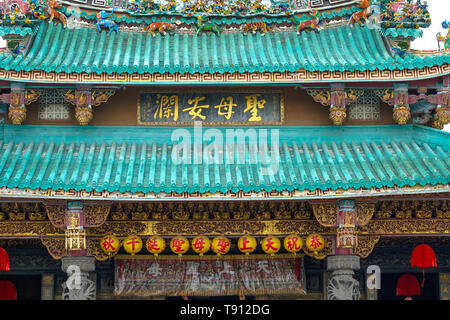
left=61, top=88, right=116, bottom=125
left=353, top=235, right=380, bottom=258
left=41, top=237, right=67, bottom=260
left=44, top=204, right=66, bottom=228
left=311, top=203, right=338, bottom=227
left=87, top=238, right=114, bottom=261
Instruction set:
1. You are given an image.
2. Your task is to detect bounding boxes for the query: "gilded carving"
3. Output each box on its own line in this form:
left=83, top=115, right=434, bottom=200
left=172, top=203, right=190, bottom=220
left=356, top=203, right=376, bottom=226
left=41, top=237, right=66, bottom=260
left=393, top=106, right=411, bottom=125
left=84, top=204, right=111, bottom=227
left=233, top=202, right=251, bottom=220
left=353, top=236, right=380, bottom=258
left=358, top=219, right=450, bottom=235
left=292, top=202, right=312, bottom=219
left=329, top=106, right=347, bottom=125
left=431, top=107, right=450, bottom=129
left=8, top=106, right=27, bottom=125
left=212, top=203, right=230, bottom=220
left=193, top=203, right=210, bottom=220
left=75, top=106, right=93, bottom=126
left=312, top=203, right=338, bottom=227
left=273, top=202, right=291, bottom=219
left=44, top=204, right=66, bottom=228
left=91, top=90, right=115, bottom=106
left=87, top=239, right=112, bottom=261
left=8, top=203, right=26, bottom=220
left=306, top=89, right=331, bottom=106
left=253, top=202, right=271, bottom=219
left=0, top=222, right=63, bottom=237
left=111, top=203, right=128, bottom=220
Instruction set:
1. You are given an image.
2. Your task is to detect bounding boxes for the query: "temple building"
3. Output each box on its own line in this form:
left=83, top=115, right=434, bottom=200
left=0, top=0, right=449, bottom=300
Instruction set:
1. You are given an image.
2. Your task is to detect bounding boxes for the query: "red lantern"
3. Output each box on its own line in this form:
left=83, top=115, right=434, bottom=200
left=396, top=274, right=421, bottom=297
left=0, top=248, right=10, bottom=271
left=411, top=244, right=437, bottom=286
left=0, top=280, right=17, bottom=300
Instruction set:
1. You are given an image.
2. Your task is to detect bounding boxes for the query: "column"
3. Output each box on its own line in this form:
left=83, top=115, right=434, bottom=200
left=326, top=255, right=361, bottom=300
left=329, top=83, right=347, bottom=125
left=326, top=200, right=360, bottom=300
left=61, top=201, right=96, bottom=300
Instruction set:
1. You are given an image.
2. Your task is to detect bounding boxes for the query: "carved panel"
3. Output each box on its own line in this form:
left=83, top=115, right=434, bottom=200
left=353, top=236, right=380, bottom=258
left=311, top=203, right=338, bottom=227
left=45, top=205, right=66, bottom=228
left=41, top=237, right=66, bottom=260
left=356, top=203, right=376, bottom=226
left=84, top=205, right=111, bottom=227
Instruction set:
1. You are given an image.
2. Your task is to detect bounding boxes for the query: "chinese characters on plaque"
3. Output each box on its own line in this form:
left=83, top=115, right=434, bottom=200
left=138, top=92, right=283, bottom=125
left=115, top=255, right=305, bottom=296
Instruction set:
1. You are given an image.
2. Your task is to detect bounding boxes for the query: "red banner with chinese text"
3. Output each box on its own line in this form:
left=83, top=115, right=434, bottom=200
left=114, top=254, right=306, bottom=297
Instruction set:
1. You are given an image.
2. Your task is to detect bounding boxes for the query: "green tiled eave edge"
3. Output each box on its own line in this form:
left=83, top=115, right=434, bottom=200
left=0, top=124, right=448, bottom=195
left=1, top=22, right=450, bottom=76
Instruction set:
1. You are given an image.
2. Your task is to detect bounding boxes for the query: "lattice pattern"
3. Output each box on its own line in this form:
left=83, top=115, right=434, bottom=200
left=349, top=90, right=381, bottom=121
left=38, top=90, right=70, bottom=120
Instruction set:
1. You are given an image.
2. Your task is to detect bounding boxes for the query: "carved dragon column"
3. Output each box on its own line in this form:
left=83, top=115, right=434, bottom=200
left=63, top=86, right=115, bottom=125
left=325, top=200, right=361, bottom=300
left=61, top=201, right=96, bottom=300
left=312, top=200, right=378, bottom=300
left=306, top=85, right=362, bottom=125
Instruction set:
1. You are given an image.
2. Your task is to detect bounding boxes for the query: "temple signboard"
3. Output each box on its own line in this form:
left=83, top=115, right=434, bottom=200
left=138, top=91, right=284, bottom=125
left=114, top=254, right=305, bottom=297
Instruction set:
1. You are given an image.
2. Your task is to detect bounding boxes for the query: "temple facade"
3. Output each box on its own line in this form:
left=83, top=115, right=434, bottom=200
left=0, top=0, right=449, bottom=300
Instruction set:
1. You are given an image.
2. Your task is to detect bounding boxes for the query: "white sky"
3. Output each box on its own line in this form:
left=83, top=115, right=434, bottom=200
left=0, top=1, right=449, bottom=131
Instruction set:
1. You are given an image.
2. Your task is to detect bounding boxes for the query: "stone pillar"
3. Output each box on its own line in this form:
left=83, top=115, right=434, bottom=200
left=61, top=256, right=96, bottom=300
left=326, top=255, right=361, bottom=300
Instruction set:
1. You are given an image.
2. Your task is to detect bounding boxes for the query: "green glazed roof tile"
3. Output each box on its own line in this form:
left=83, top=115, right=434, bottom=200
left=0, top=124, right=448, bottom=195
left=1, top=21, right=449, bottom=75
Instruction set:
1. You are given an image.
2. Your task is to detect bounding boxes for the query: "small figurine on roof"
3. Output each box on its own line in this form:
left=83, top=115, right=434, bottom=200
left=391, top=41, right=409, bottom=58
left=436, top=20, right=450, bottom=50
left=240, top=22, right=270, bottom=36
left=144, top=22, right=175, bottom=36
left=195, top=15, right=221, bottom=35
left=290, top=7, right=321, bottom=34
left=348, top=0, right=372, bottom=26
left=96, top=8, right=119, bottom=34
